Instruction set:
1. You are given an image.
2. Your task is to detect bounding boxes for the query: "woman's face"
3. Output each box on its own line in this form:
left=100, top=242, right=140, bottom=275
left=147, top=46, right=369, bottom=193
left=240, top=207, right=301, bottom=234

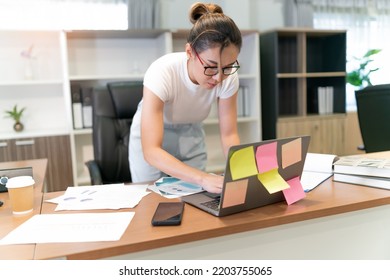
left=186, top=44, right=239, bottom=89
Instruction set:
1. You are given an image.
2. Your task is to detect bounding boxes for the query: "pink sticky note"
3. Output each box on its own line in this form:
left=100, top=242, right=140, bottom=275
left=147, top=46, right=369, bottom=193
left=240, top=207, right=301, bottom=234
left=281, top=138, right=302, bottom=169
left=282, top=176, right=306, bottom=205
left=221, top=179, right=248, bottom=208
left=256, top=142, right=278, bottom=173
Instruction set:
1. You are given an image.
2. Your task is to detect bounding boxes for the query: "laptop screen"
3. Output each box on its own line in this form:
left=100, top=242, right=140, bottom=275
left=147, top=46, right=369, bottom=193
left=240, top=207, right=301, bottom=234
left=218, top=135, right=311, bottom=215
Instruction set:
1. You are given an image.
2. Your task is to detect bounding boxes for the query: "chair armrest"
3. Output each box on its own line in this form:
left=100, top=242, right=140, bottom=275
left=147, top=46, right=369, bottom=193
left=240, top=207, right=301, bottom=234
left=85, top=160, right=103, bottom=185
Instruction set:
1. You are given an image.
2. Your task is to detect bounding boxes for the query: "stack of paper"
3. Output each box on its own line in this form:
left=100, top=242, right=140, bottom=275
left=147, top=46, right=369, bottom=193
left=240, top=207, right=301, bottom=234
left=333, top=157, right=390, bottom=190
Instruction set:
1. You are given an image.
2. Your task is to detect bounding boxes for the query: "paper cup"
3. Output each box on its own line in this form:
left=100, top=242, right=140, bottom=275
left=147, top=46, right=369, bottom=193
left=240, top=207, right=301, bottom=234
left=6, top=176, right=35, bottom=215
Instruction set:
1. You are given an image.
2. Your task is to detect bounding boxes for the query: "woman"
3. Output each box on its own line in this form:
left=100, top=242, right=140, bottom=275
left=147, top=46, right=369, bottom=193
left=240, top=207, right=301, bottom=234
left=129, top=2, right=242, bottom=193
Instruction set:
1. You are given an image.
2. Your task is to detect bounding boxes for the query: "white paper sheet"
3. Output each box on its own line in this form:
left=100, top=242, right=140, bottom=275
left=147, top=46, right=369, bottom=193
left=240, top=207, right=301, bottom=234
left=0, top=212, right=135, bottom=245
left=301, top=153, right=338, bottom=192
left=46, top=184, right=150, bottom=211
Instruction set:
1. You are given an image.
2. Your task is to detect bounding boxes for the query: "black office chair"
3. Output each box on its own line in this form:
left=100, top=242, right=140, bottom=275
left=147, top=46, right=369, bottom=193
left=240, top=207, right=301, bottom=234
left=85, top=81, right=143, bottom=185
left=355, top=84, right=390, bottom=153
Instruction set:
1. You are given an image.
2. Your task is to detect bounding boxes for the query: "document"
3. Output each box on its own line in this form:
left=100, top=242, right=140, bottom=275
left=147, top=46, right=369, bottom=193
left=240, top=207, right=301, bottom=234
left=149, top=177, right=204, bottom=198
left=0, top=212, right=134, bottom=245
left=301, top=153, right=338, bottom=192
left=46, top=183, right=150, bottom=211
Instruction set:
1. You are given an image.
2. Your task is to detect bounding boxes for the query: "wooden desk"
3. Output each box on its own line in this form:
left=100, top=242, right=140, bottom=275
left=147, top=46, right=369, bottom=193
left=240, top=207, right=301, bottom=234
left=35, top=152, right=390, bottom=260
left=0, top=159, right=47, bottom=260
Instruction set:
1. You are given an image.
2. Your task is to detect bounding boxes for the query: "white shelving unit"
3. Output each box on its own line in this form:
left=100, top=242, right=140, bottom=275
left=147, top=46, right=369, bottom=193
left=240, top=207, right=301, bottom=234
left=0, top=30, right=70, bottom=137
left=65, top=29, right=172, bottom=185
left=1, top=29, right=261, bottom=186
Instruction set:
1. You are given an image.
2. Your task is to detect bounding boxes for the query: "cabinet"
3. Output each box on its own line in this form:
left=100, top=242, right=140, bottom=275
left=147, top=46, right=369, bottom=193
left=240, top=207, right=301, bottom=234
left=0, top=135, right=73, bottom=192
left=260, top=28, right=346, bottom=154
left=277, top=115, right=345, bottom=155
left=172, top=30, right=261, bottom=171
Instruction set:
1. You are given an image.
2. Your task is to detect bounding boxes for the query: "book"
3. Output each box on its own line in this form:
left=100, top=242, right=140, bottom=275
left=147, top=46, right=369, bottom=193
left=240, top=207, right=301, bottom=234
left=71, top=84, right=83, bottom=129
left=333, top=157, right=390, bottom=178
left=301, top=153, right=338, bottom=192
left=317, top=86, right=334, bottom=115
left=333, top=173, right=390, bottom=190
left=81, top=87, right=93, bottom=128
left=237, top=86, right=250, bottom=117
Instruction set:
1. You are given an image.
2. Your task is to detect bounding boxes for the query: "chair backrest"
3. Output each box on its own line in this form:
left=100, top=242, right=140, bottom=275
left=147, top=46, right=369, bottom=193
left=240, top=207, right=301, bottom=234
left=355, top=84, right=390, bottom=153
left=92, top=81, right=143, bottom=184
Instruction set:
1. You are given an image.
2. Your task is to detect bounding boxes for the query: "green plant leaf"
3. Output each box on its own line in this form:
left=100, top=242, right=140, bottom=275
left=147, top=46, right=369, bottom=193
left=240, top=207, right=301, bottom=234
left=347, top=49, right=382, bottom=88
left=363, top=49, right=381, bottom=58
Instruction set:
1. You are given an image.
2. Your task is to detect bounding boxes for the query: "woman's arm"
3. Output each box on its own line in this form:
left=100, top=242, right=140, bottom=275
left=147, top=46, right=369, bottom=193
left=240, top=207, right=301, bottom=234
left=218, top=92, right=241, bottom=157
left=141, top=87, right=224, bottom=193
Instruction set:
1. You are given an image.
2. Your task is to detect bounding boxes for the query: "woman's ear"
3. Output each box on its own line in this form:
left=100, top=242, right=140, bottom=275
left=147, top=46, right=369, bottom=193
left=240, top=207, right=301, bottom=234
left=185, top=43, right=193, bottom=60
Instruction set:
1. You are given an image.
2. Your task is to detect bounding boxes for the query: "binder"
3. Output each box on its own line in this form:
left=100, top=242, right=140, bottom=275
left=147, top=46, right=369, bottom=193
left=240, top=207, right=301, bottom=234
left=81, top=87, right=93, bottom=128
left=71, top=84, right=83, bottom=129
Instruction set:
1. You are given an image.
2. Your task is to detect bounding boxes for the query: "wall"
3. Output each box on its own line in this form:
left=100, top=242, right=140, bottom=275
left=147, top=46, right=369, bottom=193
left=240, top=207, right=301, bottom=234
left=159, top=0, right=284, bottom=31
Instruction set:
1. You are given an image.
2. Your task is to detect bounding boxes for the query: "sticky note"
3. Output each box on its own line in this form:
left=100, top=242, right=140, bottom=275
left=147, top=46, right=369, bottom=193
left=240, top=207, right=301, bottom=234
left=229, top=146, right=258, bottom=180
left=257, top=168, right=290, bottom=194
left=282, top=176, right=306, bottom=205
left=221, top=179, right=248, bottom=208
left=256, top=141, right=278, bottom=173
left=281, top=138, right=302, bottom=169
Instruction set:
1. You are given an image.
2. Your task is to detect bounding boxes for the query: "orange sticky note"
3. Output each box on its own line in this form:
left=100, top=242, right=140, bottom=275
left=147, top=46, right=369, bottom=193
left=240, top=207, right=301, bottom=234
left=229, top=146, right=258, bottom=180
left=221, top=179, right=248, bottom=208
left=281, top=138, right=302, bottom=169
left=256, top=142, right=278, bottom=173
left=282, top=176, right=306, bottom=205
left=257, top=168, right=290, bottom=194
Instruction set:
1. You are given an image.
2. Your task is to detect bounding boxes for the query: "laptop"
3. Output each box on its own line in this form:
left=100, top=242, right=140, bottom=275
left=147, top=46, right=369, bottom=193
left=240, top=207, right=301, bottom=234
left=181, top=135, right=311, bottom=217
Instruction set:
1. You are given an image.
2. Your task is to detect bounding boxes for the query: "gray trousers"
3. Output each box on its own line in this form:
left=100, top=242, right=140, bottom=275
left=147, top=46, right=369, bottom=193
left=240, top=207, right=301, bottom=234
left=129, top=122, right=207, bottom=183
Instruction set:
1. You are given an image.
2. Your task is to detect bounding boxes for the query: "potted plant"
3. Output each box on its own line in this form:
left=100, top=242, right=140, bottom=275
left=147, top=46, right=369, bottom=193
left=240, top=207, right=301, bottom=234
left=347, top=49, right=381, bottom=88
left=4, top=105, right=26, bottom=132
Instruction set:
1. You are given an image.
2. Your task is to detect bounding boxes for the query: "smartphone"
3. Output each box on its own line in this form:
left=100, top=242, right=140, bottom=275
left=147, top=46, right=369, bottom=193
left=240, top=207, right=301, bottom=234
left=151, top=202, right=184, bottom=226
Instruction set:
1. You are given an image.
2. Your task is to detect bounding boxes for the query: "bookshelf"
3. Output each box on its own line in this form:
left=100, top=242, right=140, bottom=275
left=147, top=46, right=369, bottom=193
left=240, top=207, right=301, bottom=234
left=260, top=28, right=347, bottom=155
left=65, top=29, right=172, bottom=185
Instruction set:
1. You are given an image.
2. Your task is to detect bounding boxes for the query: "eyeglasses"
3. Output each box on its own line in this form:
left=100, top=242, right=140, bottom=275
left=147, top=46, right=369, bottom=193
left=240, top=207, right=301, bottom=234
left=194, top=49, right=240, bottom=76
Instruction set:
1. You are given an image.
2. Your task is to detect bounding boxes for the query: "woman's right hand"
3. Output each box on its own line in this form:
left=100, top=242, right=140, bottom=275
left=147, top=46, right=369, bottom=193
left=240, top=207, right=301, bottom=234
left=201, top=173, right=224, bottom=193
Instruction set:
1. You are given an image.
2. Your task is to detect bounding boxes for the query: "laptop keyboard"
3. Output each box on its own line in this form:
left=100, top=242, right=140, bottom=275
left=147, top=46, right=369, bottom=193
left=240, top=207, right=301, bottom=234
left=201, top=198, right=220, bottom=211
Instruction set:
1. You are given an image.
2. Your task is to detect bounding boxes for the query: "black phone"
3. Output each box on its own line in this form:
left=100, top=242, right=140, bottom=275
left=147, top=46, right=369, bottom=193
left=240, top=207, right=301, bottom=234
left=151, top=202, right=184, bottom=226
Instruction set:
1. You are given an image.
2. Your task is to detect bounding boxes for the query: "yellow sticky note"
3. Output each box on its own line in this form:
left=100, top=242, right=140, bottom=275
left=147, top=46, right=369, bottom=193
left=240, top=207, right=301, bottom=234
left=257, top=168, right=290, bottom=194
left=229, top=146, right=258, bottom=180
left=221, top=179, right=248, bottom=208
left=281, top=138, right=302, bottom=169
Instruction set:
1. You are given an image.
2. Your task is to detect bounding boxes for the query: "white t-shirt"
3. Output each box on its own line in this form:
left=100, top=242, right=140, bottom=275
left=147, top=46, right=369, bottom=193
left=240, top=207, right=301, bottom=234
left=141, top=52, right=239, bottom=124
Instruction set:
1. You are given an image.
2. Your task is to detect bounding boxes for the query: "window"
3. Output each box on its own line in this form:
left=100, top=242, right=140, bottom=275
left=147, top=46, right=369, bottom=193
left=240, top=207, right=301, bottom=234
left=0, top=0, right=128, bottom=30
left=312, top=0, right=390, bottom=111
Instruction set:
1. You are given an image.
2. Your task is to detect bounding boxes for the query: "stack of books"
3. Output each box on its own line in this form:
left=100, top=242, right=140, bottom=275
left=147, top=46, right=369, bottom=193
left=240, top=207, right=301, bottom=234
left=333, top=157, right=390, bottom=190
left=317, top=86, right=334, bottom=115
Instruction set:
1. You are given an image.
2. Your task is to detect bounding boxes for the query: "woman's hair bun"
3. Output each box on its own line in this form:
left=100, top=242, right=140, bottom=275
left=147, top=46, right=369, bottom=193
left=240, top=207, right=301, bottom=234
left=189, top=2, right=223, bottom=24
